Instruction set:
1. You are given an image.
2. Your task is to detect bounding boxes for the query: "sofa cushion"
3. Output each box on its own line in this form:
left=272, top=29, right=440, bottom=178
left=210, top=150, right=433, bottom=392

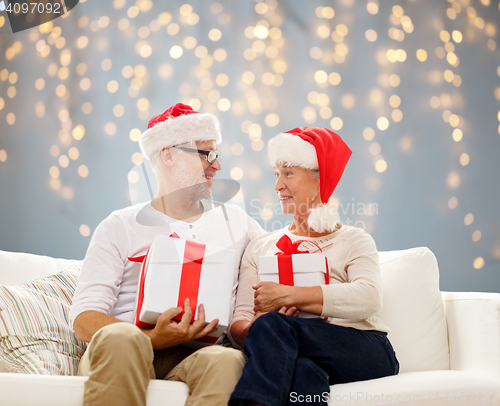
left=0, top=265, right=87, bottom=374
left=0, top=249, right=81, bottom=286
left=443, top=291, right=500, bottom=382
left=0, top=374, right=190, bottom=406
left=378, top=247, right=450, bottom=373
left=330, top=370, right=500, bottom=405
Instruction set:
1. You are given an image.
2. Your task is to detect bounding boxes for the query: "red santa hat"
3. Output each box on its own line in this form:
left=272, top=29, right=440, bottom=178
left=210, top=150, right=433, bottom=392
left=268, top=126, right=352, bottom=232
left=139, top=103, right=222, bottom=160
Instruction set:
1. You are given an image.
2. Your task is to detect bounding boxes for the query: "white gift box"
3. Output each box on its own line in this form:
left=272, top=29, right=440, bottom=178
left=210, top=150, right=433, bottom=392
left=134, top=235, right=236, bottom=347
left=258, top=252, right=330, bottom=318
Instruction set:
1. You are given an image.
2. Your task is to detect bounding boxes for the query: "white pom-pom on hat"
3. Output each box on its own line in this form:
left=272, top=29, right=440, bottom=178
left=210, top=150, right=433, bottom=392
left=307, top=200, right=341, bottom=233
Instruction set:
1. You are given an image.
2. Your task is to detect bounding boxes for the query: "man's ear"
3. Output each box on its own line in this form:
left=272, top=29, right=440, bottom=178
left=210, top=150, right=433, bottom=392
left=161, top=148, right=175, bottom=167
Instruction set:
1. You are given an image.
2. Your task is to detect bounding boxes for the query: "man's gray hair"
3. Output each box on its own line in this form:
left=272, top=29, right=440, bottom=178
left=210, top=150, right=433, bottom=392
left=148, top=151, right=161, bottom=172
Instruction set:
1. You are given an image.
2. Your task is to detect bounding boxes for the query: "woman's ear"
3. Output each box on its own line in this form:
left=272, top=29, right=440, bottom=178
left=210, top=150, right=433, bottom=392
left=312, top=171, right=321, bottom=203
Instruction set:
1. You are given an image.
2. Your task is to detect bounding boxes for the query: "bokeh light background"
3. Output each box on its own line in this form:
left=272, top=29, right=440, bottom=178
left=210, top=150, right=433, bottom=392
left=0, top=0, right=499, bottom=292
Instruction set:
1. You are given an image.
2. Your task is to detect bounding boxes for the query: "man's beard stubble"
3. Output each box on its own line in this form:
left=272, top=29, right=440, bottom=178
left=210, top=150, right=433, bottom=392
left=171, top=159, right=212, bottom=202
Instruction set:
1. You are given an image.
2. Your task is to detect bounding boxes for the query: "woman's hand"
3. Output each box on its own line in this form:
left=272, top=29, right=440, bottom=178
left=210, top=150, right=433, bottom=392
left=253, top=281, right=294, bottom=313
left=240, top=311, right=265, bottom=338
left=243, top=307, right=299, bottom=338
left=253, top=282, right=325, bottom=316
left=278, top=306, right=300, bottom=317
left=231, top=307, right=299, bottom=347
left=231, top=312, right=265, bottom=347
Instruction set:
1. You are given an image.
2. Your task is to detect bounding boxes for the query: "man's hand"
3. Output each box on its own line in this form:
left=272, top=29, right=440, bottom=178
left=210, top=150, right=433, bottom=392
left=144, top=298, right=218, bottom=350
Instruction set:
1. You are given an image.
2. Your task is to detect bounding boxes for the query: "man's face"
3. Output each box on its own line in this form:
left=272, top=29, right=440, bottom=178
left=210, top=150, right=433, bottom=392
left=196, top=139, right=221, bottom=187
left=172, top=139, right=221, bottom=200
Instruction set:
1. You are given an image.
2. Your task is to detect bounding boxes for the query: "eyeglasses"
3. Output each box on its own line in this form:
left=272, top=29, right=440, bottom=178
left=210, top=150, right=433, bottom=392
left=175, top=146, right=221, bottom=164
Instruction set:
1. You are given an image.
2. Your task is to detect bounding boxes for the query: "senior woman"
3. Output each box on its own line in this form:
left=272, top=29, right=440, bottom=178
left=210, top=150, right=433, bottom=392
left=228, top=127, right=399, bottom=406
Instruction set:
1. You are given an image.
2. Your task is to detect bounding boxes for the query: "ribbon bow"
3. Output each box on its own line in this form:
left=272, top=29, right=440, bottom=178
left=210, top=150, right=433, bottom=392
left=128, top=232, right=180, bottom=264
left=275, top=234, right=311, bottom=256
left=274, top=235, right=313, bottom=286
left=274, top=235, right=326, bottom=286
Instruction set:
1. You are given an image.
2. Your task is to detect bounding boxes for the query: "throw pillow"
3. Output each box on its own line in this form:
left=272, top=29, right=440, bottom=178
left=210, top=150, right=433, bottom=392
left=0, top=265, right=87, bottom=375
left=378, top=247, right=450, bottom=373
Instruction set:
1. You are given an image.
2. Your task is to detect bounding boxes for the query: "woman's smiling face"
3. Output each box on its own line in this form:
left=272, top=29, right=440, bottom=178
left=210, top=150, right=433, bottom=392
left=274, top=164, right=321, bottom=216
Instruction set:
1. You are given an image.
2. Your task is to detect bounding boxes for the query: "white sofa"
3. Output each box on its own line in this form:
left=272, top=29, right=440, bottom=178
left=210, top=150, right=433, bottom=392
left=0, top=247, right=499, bottom=406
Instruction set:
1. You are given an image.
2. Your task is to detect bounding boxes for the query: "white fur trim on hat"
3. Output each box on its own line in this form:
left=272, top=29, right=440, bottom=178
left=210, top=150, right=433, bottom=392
left=139, top=113, right=222, bottom=159
left=307, top=199, right=340, bottom=233
left=268, top=133, right=318, bottom=169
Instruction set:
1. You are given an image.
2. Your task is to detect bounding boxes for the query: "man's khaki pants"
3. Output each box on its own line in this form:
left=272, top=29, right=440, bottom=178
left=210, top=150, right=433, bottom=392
left=78, top=323, right=245, bottom=406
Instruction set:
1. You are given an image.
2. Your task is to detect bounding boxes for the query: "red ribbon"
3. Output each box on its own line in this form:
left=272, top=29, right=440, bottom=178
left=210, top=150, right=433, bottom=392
left=133, top=247, right=153, bottom=329
left=174, top=239, right=206, bottom=323
left=128, top=233, right=180, bottom=264
left=275, top=234, right=312, bottom=255
left=274, top=235, right=328, bottom=286
left=130, top=233, right=216, bottom=342
left=130, top=232, right=194, bottom=329
left=275, top=235, right=311, bottom=286
left=196, top=335, right=218, bottom=344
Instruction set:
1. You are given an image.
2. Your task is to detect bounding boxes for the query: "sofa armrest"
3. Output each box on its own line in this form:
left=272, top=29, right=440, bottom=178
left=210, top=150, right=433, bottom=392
left=442, top=291, right=500, bottom=382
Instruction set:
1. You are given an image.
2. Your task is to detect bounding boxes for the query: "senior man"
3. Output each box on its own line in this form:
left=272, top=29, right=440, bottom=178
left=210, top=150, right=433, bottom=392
left=70, top=103, right=264, bottom=406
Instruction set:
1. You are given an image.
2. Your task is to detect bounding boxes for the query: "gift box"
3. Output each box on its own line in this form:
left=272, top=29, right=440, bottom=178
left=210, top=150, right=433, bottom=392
left=132, top=234, right=236, bottom=348
left=258, top=235, right=329, bottom=318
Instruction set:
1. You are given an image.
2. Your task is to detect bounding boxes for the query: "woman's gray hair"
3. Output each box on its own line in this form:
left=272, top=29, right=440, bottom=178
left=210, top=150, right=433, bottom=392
left=310, top=169, right=320, bottom=179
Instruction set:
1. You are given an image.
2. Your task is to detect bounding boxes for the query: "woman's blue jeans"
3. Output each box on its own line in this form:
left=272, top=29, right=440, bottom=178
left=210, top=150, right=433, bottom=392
left=229, top=312, right=399, bottom=406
